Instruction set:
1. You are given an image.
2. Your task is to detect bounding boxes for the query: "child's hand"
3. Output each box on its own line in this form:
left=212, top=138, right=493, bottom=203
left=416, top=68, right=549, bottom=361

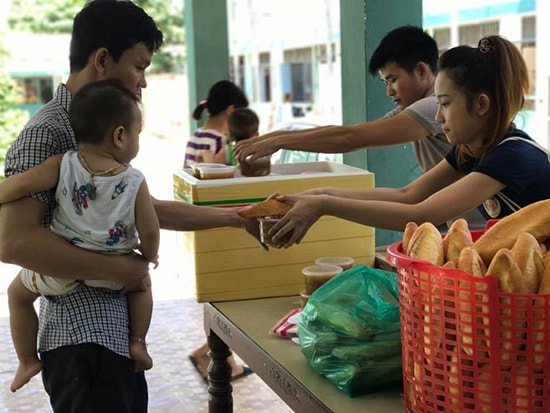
left=150, top=255, right=159, bottom=270
left=136, top=245, right=159, bottom=269
left=197, top=149, right=227, bottom=164
left=197, top=150, right=215, bottom=163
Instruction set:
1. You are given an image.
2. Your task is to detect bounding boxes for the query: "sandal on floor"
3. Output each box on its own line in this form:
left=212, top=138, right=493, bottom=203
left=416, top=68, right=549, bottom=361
left=189, top=355, right=254, bottom=382
left=188, top=354, right=208, bottom=380
left=230, top=365, right=253, bottom=382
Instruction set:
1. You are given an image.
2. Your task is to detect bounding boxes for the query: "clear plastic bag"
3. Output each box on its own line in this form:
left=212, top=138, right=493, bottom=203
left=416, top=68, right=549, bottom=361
left=298, top=265, right=402, bottom=397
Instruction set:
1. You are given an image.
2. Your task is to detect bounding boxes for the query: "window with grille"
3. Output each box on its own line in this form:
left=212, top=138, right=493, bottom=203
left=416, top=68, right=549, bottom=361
left=433, top=27, right=451, bottom=53
left=283, top=48, right=313, bottom=103
left=458, top=22, right=499, bottom=46
left=521, top=15, right=536, bottom=97
left=259, top=52, right=271, bottom=102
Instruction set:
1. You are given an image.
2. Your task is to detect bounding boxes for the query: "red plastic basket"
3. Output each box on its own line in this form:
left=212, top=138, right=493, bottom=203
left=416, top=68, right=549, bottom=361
left=387, top=229, right=550, bottom=413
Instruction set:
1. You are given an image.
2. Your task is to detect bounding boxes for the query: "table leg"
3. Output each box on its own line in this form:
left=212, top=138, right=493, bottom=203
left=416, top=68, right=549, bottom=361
left=207, top=331, right=233, bottom=413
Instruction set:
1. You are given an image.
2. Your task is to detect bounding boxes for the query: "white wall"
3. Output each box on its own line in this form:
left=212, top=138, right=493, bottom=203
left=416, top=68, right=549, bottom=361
left=141, top=74, right=189, bottom=143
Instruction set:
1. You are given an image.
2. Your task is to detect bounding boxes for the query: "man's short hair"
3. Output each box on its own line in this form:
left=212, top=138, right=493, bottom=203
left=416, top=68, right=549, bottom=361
left=368, top=25, right=439, bottom=75
left=70, top=0, right=163, bottom=71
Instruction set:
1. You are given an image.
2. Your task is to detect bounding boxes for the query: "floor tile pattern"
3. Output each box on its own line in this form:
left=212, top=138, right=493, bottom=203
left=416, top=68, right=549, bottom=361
left=0, top=296, right=293, bottom=413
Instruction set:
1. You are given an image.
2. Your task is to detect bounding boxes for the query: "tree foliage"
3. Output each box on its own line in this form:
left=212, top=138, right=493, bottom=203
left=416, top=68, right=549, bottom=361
left=7, top=0, right=82, bottom=33
left=8, top=0, right=185, bottom=73
left=0, top=42, right=29, bottom=178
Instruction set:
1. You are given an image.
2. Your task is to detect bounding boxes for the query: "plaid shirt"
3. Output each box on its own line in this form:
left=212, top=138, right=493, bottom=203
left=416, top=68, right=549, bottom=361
left=5, top=83, right=130, bottom=358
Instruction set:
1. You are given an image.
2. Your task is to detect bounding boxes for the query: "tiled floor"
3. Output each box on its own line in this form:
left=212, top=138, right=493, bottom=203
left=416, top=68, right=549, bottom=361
left=0, top=135, right=293, bottom=412
left=0, top=234, right=293, bottom=413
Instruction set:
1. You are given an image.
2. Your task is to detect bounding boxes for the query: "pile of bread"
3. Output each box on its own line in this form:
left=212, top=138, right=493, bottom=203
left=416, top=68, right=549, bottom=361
left=401, top=200, right=550, bottom=412
left=403, top=199, right=550, bottom=294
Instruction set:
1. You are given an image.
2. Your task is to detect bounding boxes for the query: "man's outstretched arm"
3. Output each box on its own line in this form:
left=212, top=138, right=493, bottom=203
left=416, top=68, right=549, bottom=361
left=234, top=112, right=429, bottom=161
left=0, top=197, right=149, bottom=291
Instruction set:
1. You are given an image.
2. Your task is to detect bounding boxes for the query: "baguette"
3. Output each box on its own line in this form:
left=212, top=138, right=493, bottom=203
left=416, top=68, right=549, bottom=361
left=237, top=198, right=292, bottom=218
left=444, top=221, right=473, bottom=265
left=485, top=248, right=527, bottom=362
left=407, top=222, right=444, bottom=266
left=538, top=259, right=550, bottom=294
left=485, top=248, right=527, bottom=293
left=402, top=221, right=418, bottom=254
left=448, top=218, right=469, bottom=233
left=457, top=247, right=486, bottom=277
left=457, top=247, right=488, bottom=356
left=407, top=222, right=445, bottom=364
left=472, top=199, right=550, bottom=265
left=510, top=232, right=544, bottom=293
left=534, top=255, right=550, bottom=362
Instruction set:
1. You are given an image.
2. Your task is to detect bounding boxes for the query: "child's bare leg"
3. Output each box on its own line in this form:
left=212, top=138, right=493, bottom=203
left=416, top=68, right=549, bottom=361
left=128, top=274, right=153, bottom=372
left=8, top=274, right=42, bottom=392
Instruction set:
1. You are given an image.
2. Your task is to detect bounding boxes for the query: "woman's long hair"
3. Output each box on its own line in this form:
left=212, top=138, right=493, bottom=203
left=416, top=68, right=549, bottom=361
left=438, top=35, right=529, bottom=165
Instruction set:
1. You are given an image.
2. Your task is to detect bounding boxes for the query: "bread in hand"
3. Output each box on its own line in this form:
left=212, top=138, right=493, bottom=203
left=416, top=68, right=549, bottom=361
left=237, top=198, right=292, bottom=218
left=407, top=222, right=444, bottom=266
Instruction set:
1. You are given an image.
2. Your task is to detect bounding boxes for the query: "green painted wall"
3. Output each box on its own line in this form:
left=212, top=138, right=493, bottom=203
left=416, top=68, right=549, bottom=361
left=185, top=0, right=423, bottom=247
left=184, top=0, right=230, bottom=132
left=340, top=0, right=423, bottom=246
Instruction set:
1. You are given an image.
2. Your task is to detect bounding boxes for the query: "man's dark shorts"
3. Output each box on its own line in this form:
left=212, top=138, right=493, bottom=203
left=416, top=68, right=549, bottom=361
left=41, top=343, right=147, bottom=413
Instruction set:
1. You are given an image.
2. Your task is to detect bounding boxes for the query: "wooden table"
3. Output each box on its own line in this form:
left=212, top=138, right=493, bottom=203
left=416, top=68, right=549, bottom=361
left=204, top=295, right=405, bottom=413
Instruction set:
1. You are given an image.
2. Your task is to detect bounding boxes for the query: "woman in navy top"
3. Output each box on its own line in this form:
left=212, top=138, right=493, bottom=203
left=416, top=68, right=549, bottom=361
left=262, top=35, right=550, bottom=246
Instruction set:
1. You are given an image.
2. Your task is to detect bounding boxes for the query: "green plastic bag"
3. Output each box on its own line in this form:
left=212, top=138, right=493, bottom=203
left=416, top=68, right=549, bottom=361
left=298, top=265, right=402, bottom=397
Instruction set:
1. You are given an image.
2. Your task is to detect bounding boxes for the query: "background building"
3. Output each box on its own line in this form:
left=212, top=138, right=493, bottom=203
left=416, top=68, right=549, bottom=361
left=4, top=1, right=545, bottom=143
left=4, top=33, right=69, bottom=116
left=227, top=0, right=548, bottom=145
left=227, top=0, right=342, bottom=132
left=423, top=0, right=544, bottom=144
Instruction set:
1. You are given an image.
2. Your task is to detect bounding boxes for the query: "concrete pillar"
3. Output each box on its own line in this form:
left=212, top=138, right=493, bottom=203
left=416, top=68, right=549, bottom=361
left=184, top=0, right=230, bottom=133
left=186, top=0, right=423, bottom=246
left=340, top=0, right=423, bottom=246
